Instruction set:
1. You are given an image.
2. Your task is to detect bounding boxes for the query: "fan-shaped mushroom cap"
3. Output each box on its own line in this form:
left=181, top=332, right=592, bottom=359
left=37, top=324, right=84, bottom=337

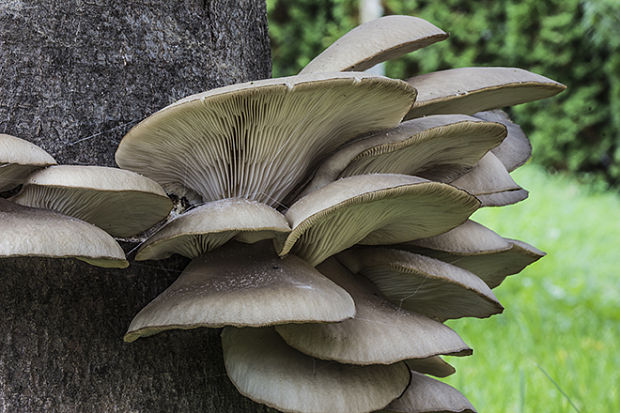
left=474, top=110, right=531, bottom=172
left=276, top=258, right=471, bottom=365
left=300, top=15, right=447, bottom=74
left=135, top=198, right=290, bottom=260
left=382, top=371, right=476, bottom=413
left=338, top=247, right=502, bottom=321
left=10, top=165, right=172, bottom=237
left=115, top=72, right=415, bottom=206
left=222, top=326, right=411, bottom=413
left=280, top=174, right=479, bottom=266
left=405, top=357, right=456, bottom=378
left=399, top=221, right=545, bottom=288
left=124, top=241, right=355, bottom=342
left=405, top=67, right=566, bottom=119
left=451, top=152, right=528, bottom=207
left=301, top=115, right=507, bottom=196
left=0, top=134, right=56, bottom=192
left=0, top=198, right=127, bottom=268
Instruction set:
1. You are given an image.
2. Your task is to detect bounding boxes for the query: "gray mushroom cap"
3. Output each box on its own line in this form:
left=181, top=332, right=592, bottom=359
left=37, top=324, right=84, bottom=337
left=474, top=110, right=532, bottom=172
left=300, top=115, right=507, bottom=197
left=280, top=174, right=480, bottom=266
left=338, top=247, right=503, bottom=321
left=399, top=220, right=545, bottom=288
left=0, top=134, right=56, bottom=192
left=135, top=198, right=290, bottom=261
left=381, top=371, right=477, bottom=413
left=405, top=357, right=456, bottom=378
left=115, top=72, right=415, bottom=206
left=10, top=165, right=172, bottom=237
left=125, top=241, right=355, bottom=342
left=451, top=152, right=529, bottom=207
left=405, top=67, right=566, bottom=119
left=222, top=326, right=411, bottom=413
left=300, top=15, right=448, bottom=74
left=276, top=258, right=471, bottom=365
left=0, top=198, right=127, bottom=268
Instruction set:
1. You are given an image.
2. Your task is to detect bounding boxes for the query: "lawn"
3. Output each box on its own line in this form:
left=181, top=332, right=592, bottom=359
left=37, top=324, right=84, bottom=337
left=443, top=164, right=620, bottom=412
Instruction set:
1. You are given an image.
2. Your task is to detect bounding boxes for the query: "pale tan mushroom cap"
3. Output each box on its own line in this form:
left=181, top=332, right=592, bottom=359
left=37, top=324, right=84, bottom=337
left=222, top=327, right=411, bottom=413
left=11, top=165, right=172, bottom=237
left=115, top=72, right=415, bottom=206
left=407, top=220, right=511, bottom=255
left=135, top=198, right=290, bottom=261
left=405, top=357, right=456, bottom=378
left=0, top=199, right=127, bottom=268
left=406, top=67, right=566, bottom=119
left=338, top=247, right=502, bottom=321
left=276, top=258, right=471, bottom=365
left=301, top=115, right=507, bottom=196
left=124, top=241, right=355, bottom=342
left=399, top=221, right=544, bottom=288
left=382, top=371, right=477, bottom=413
left=281, top=174, right=479, bottom=266
left=451, top=152, right=528, bottom=207
left=0, top=134, right=57, bottom=192
left=474, top=110, right=531, bottom=172
left=300, top=15, right=447, bottom=74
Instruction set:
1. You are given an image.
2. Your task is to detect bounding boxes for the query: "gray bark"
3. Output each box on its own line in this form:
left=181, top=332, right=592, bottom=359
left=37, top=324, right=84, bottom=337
left=0, top=0, right=275, bottom=411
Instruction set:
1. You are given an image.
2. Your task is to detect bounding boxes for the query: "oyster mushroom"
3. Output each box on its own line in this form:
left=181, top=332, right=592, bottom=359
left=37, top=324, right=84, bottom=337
left=280, top=174, right=480, bottom=266
left=222, top=326, right=411, bottom=413
left=135, top=198, right=289, bottom=261
left=0, top=198, right=127, bottom=268
left=125, top=241, right=355, bottom=342
left=275, top=258, right=472, bottom=365
left=300, top=114, right=507, bottom=197
left=115, top=72, right=415, bottom=206
left=338, top=247, right=502, bottom=321
left=300, top=15, right=448, bottom=74
left=11, top=165, right=172, bottom=237
left=405, top=67, right=566, bottom=119
left=0, top=134, right=56, bottom=193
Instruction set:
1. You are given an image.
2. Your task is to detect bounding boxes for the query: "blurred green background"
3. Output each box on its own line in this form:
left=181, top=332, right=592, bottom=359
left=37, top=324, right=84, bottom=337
left=267, top=1, right=620, bottom=411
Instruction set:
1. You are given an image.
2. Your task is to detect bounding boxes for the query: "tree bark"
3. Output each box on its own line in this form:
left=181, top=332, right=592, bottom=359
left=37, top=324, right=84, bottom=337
left=0, top=1, right=275, bottom=411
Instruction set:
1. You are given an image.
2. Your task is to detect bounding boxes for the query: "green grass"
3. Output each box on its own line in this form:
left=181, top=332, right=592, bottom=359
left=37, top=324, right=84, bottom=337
left=443, top=163, right=620, bottom=412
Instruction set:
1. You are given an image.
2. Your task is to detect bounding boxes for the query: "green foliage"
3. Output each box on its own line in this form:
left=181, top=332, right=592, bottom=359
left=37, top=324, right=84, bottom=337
left=267, top=0, right=620, bottom=187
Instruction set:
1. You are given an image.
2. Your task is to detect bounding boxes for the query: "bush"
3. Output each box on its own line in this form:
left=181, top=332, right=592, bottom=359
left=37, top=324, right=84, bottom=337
left=267, top=0, right=620, bottom=187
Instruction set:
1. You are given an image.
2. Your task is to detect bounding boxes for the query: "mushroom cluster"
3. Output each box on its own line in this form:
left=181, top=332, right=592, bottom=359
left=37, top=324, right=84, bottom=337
left=1, top=15, right=565, bottom=413
left=0, top=134, right=172, bottom=268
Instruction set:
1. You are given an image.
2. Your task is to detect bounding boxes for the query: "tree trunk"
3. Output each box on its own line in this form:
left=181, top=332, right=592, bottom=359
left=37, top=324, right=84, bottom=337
left=0, top=1, right=275, bottom=411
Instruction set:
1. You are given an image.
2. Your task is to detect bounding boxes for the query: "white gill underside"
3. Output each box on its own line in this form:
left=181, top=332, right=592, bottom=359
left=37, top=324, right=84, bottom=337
left=116, top=77, right=412, bottom=206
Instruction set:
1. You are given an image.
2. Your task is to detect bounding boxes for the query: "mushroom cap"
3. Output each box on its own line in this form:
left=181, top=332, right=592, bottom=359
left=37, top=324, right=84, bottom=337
left=115, top=72, right=415, bottom=206
left=0, top=134, right=57, bottom=192
left=474, top=110, right=531, bottom=172
left=382, top=371, right=477, bottom=413
left=124, top=241, right=355, bottom=342
left=300, top=15, right=447, bottom=74
left=280, top=174, right=479, bottom=266
left=451, top=152, right=528, bottom=207
left=10, top=165, right=172, bottom=237
left=405, top=67, right=566, bottom=119
left=135, top=198, right=290, bottom=261
left=276, top=258, right=471, bottom=365
left=405, top=357, right=456, bottom=378
left=338, top=247, right=502, bottom=321
left=222, top=326, right=411, bottom=413
left=398, top=221, right=545, bottom=288
left=301, top=115, right=507, bottom=196
left=405, top=220, right=511, bottom=255
left=0, top=198, right=127, bottom=268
